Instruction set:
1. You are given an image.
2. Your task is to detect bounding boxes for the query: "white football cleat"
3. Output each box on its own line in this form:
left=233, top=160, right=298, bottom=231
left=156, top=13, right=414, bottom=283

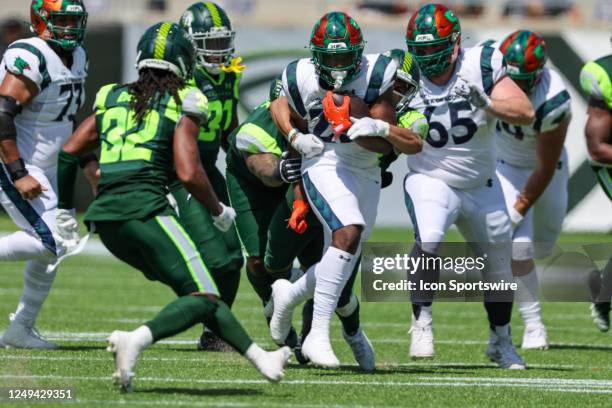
left=486, top=325, right=526, bottom=369
left=409, top=320, right=434, bottom=359
left=343, top=327, right=375, bottom=371
left=590, top=303, right=610, bottom=332
left=107, top=330, right=143, bottom=392
left=301, top=334, right=340, bottom=368
left=1, top=323, right=57, bottom=350
left=245, top=344, right=291, bottom=382
left=269, top=279, right=296, bottom=345
left=521, top=324, right=549, bottom=350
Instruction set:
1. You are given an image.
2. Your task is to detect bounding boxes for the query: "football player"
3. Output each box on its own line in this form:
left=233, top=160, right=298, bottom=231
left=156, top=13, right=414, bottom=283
left=493, top=31, right=571, bottom=349
left=268, top=12, right=423, bottom=368
left=402, top=4, right=534, bottom=368
left=580, top=49, right=612, bottom=331
left=172, top=1, right=245, bottom=351
left=0, top=0, right=89, bottom=349
left=56, top=23, right=290, bottom=391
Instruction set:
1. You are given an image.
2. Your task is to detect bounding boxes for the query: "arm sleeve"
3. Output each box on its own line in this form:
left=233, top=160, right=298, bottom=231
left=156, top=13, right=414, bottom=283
left=57, top=150, right=81, bottom=209
left=2, top=47, right=44, bottom=90
left=235, top=122, right=282, bottom=156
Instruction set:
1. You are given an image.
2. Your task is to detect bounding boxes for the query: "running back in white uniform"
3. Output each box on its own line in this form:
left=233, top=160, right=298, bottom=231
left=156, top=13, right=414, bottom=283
left=0, top=37, right=87, bottom=261
left=282, top=53, right=396, bottom=240
left=407, top=45, right=506, bottom=189
left=495, top=65, right=571, bottom=259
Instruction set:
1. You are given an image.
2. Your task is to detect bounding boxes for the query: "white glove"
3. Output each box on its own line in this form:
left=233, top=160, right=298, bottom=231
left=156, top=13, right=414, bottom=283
left=289, top=130, right=324, bottom=159
left=55, top=208, right=80, bottom=248
left=212, top=203, right=237, bottom=232
left=347, top=116, right=390, bottom=140
left=454, top=75, right=491, bottom=109
left=508, top=206, right=524, bottom=230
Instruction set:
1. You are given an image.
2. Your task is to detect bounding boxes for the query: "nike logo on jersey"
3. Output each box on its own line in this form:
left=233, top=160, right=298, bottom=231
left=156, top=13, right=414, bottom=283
left=338, top=254, right=352, bottom=263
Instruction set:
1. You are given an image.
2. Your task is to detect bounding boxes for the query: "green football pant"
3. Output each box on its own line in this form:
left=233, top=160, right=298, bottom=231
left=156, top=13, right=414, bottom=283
left=592, top=163, right=612, bottom=201
left=170, top=165, right=244, bottom=307
left=95, top=214, right=252, bottom=352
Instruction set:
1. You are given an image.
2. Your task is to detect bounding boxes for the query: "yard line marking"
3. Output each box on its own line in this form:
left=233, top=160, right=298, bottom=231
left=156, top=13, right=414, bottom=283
left=2, top=374, right=612, bottom=394
left=25, top=331, right=612, bottom=350
left=76, top=399, right=388, bottom=408
left=3, top=354, right=612, bottom=372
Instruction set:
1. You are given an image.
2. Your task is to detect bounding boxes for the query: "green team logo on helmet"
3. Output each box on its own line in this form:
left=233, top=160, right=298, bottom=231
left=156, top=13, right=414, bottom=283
left=386, top=49, right=421, bottom=114
left=31, top=0, right=88, bottom=51
left=179, top=2, right=235, bottom=74
left=500, top=30, right=548, bottom=93
left=136, top=22, right=196, bottom=79
left=309, top=12, right=365, bottom=89
left=405, top=3, right=461, bottom=78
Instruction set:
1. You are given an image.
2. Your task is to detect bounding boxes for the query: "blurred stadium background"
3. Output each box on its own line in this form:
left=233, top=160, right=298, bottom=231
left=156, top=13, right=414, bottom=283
left=1, top=0, right=609, bottom=231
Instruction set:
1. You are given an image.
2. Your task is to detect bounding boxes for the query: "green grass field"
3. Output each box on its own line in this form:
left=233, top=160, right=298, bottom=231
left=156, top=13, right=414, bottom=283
left=0, top=220, right=611, bottom=407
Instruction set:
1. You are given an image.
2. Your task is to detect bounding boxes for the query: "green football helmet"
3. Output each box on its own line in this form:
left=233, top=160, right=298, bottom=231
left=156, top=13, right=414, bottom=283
left=136, top=22, right=196, bottom=79
left=309, top=11, right=365, bottom=89
left=405, top=3, right=461, bottom=78
left=386, top=49, right=421, bottom=114
left=30, top=0, right=88, bottom=51
left=179, top=2, right=235, bottom=75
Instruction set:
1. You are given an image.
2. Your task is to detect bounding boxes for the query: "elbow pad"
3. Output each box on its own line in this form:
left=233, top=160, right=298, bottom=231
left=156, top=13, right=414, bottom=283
left=0, top=95, right=22, bottom=141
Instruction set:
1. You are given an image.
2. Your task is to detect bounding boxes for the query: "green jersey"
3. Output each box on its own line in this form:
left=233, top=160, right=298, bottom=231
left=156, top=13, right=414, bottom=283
left=580, top=54, right=612, bottom=111
left=226, top=102, right=287, bottom=187
left=85, top=82, right=208, bottom=222
left=191, top=67, right=241, bottom=168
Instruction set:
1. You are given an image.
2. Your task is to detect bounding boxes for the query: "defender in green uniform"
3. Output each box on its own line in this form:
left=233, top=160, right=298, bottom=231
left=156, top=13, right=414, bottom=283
left=56, top=22, right=290, bottom=391
left=173, top=2, right=245, bottom=351
left=580, top=53, right=612, bottom=332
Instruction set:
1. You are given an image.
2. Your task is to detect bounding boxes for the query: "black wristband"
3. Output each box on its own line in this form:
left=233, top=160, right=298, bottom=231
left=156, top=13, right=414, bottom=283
left=6, top=158, right=28, bottom=181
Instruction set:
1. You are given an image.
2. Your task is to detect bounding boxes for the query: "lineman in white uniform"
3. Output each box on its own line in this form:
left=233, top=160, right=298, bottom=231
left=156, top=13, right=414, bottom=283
left=268, top=12, right=423, bottom=368
left=0, top=0, right=89, bottom=348
left=492, top=31, right=571, bottom=350
left=403, top=3, right=535, bottom=368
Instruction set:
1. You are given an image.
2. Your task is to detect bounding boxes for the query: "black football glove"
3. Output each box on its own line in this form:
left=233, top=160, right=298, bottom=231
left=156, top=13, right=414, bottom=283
left=277, top=151, right=302, bottom=183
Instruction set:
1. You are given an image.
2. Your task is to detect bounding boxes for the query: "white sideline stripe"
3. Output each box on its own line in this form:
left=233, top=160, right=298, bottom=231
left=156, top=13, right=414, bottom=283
left=3, top=354, right=612, bottom=372
left=34, top=331, right=612, bottom=350
left=1, top=375, right=611, bottom=394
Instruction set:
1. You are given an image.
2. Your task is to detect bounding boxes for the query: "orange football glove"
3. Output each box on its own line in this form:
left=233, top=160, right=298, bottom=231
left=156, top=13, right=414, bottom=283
left=288, top=199, right=310, bottom=234
left=322, top=90, right=352, bottom=138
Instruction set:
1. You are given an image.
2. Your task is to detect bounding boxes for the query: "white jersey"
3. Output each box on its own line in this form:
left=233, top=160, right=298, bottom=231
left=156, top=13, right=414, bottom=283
left=0, top=37, right=88, bottom=172
left=282, top=54, right=396, bottom=180
left=407, top=45, right=507, bottom=189
left=495, top=67, right=571, bottom=168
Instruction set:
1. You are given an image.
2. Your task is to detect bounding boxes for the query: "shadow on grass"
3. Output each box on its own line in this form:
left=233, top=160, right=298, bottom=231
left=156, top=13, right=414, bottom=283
left=138, top=387, right=262, bottom=397
left=549, top=343, right=612, bottom=351
left=58, top=345, right=105, bottom=351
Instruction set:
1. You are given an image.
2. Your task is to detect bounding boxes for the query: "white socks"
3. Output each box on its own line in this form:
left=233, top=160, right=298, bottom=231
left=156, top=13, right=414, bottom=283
left=0, top=231, right=55, bottom=262
left=132, top=325, right=153, bottom=350
left=413, top=305, right=433, bottom=326
left=310, top=246, right=356, bottom=340
left=11, top=260, right=56, bottom=328
left=514, top=268, right=543, bottom=327
left=286, top=265, right=316, bottom=305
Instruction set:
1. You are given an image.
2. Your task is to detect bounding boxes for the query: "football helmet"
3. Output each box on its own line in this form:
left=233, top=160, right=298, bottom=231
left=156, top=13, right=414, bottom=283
left=405, top=3, right=461, bottom=78
left=179, top=2, right=235, bottom=75
left=30, top=0, right=88, bottom=51
left=387, top=49, right=421, bottom=114
left=500, top=30, right=547, bottom=93
left=136, top=22, right=196, bottom=79
left=309, top=11, right=365, bottom=89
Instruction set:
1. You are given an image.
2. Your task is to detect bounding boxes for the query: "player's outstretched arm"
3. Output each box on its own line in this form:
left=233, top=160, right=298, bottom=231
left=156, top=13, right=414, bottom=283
left=270, top=96, right=323, bottom=158
left=0, top=72, right=42, bottom=200
left=489, top=76, right=535, bottom=126
left=585, top=105, right=612, bottom=164
left=244, top=152, right=284, bottom=188
left=174, top=114, right=224, bottom=216
left=513, top=119, right=569, bottom=219
left=58, top=114, right=99, bottom=210
left=352, top=91, right=395, bottom=154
